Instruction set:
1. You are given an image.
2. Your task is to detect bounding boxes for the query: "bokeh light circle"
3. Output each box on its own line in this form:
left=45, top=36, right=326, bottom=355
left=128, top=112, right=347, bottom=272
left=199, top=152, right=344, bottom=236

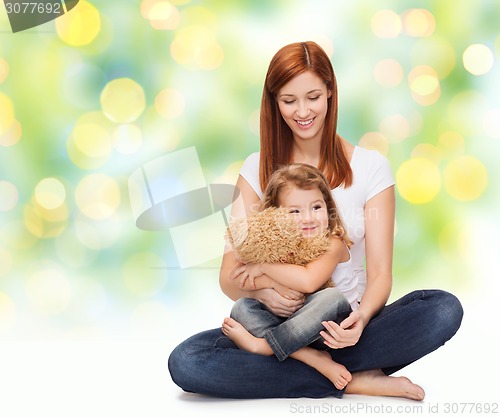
left=411, top=143, right=442, bottom=164
left=0, top=92, right=15, bottom=129
left=0, top=119, right=22, bottom=147
left=379, top=114, right=410, bottom=143
left=371, top=9, right=401, bottom=38
left=75, top=174, right=121, bottom=219
left=145, top=1, right=181, bottom=30
left=0, top=181, right=19, bottom=212
left=463, top=44, right=494, bottom=76
left=408, top=66, right=441, bottom=106
left=444, top=156, right=488, bottom=201
left=358, top=132, right=389, bottom=155
left=101, top=78, right=146, bottom=123
left=0, top=58, right=9, bottom=84
left=155, top=88, right=186, bottom=119
left=24, top=200, right=69, bottom=239
left=73, top=123, right=112, bottom=158
left=35, top=178, right=66, bottom=210
left=170, top=26, right=224, bottom=70
left=402, top=8, right=436, bottom=37
left=56, top=0, right=101, bottom=46
left=67, top=111, right=114, bottom=169
left=373, top=59, right=403, bottom=87
left=396, top=158, right=441, bottom=204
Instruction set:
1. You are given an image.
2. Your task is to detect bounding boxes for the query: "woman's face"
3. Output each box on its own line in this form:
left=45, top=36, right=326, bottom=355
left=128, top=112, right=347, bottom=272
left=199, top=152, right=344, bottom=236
left=279, top=185, right=329, bottom=238
left=277, top=71, right=330, bottom=144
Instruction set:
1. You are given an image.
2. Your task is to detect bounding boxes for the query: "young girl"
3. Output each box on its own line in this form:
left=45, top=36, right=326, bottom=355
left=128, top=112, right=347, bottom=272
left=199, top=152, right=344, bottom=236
left=222, top=163, right=357, bottom=390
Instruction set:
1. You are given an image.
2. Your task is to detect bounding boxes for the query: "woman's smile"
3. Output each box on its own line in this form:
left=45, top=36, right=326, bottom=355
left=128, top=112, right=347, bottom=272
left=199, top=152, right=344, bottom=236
left=296, top=118, right=315, bottom=129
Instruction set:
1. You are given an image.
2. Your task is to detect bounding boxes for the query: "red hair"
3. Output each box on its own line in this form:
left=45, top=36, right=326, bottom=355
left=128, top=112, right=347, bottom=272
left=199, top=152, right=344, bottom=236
left=259, top=41, right=353, bottom=191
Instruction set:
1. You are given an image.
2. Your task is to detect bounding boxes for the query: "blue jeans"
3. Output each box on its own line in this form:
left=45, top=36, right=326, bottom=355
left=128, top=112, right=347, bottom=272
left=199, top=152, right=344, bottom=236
left=231, top=288, right=352, bottom=361
left=168, top=290, right=463, bottom=399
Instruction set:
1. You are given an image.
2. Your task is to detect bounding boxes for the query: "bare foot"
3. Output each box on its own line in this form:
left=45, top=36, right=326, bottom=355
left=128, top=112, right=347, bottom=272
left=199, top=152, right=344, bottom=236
left=345, top=369, right=425, bottom=401
left=313, top=350, right=352, bottom=390
left=221, top=317, right=273, bottom=355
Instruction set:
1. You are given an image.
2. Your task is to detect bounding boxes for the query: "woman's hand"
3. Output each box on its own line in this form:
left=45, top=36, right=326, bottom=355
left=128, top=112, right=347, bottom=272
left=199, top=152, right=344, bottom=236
left=272, top=281, right=304, bottom=301
left=320, top=310, right=366, bottom=349
left=255, top=288, right=304, bottom=317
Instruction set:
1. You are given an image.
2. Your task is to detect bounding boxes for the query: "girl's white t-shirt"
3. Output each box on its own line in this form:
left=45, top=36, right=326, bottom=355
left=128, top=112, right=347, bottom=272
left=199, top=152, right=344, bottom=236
left=238, top=146, right=395, bottom=302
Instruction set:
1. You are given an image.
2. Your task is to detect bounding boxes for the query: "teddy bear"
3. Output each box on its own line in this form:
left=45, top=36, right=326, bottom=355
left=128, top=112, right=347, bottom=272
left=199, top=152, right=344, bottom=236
left=225, top=206, right=333, bottom=290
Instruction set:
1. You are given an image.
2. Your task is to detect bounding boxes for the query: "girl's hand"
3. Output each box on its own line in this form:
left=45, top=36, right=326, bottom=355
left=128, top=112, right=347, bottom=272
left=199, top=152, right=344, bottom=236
left=242, top=263, right=265, bottom=288
left=230, top=263, right=265, bottom=289
left=320, top=310, right=366, bottom=349
left=255, top=288, right=304, bottom=317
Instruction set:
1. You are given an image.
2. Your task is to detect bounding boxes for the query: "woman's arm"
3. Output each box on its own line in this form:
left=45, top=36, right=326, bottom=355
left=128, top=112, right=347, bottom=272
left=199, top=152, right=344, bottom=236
left=359, top=185, right=394, bottom=320
left=321, top=186, right=395, bottom=348
left=219, top=175, right=261, bottom=301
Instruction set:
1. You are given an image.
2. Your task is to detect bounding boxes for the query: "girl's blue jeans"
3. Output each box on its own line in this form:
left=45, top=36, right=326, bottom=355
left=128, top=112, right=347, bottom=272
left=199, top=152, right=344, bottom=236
left=168, top=289, right=463, bottom=399
left=230, top=287, right=352, bottom=361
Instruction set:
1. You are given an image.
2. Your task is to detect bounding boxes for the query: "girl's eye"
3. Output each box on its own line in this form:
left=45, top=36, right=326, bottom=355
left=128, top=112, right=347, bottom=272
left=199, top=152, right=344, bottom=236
left=313, top=205, right=322, bottom=210
left=288, top=209, right=299, bottom=214
left=284, top=100, right=295, bottom=105
left=309, top=96, right=320, bottom=101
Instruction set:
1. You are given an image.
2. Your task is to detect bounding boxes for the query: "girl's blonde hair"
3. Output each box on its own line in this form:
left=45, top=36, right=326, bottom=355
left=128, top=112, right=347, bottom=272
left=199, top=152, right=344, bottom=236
left=262, top=163, right=352, bottom=246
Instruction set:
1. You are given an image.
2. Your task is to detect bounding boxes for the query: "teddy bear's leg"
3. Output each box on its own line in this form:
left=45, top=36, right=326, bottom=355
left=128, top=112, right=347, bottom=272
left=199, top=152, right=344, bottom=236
left=230, top=298, right=285, bottom=338
left=264, top=288, right=352, bottom=362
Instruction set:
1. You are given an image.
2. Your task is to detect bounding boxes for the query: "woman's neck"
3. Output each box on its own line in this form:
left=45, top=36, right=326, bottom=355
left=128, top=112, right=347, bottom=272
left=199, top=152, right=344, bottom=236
left=291, top=138, right=321, bottom=166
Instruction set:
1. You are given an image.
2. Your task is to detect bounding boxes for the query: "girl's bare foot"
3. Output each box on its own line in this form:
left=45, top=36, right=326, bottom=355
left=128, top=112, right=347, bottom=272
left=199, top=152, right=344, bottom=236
left=315, top=350, right=352, bottom=390
left=345, top=369, right=425, bottom=401
left=221, top=317, right=273, bottom=355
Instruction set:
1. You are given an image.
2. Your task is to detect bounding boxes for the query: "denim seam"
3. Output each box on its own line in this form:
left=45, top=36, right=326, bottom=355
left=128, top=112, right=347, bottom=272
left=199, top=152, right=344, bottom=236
left=264, top=331, right=287, bottom=361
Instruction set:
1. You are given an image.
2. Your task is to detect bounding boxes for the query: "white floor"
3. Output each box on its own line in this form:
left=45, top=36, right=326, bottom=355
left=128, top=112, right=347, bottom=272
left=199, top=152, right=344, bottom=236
left=1, top=290, right=498, bottom=417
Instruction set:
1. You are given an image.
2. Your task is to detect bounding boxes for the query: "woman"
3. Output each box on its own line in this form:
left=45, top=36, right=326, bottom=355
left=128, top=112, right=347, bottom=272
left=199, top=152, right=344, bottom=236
left=168, top=41, right=463, bottom=400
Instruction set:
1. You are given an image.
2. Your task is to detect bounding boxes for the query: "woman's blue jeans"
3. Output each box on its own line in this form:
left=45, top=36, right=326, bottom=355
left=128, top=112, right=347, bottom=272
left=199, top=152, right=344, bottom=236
left=230, top=288, right=352, bottom=361
left=168, top=289, right=463, bottom=399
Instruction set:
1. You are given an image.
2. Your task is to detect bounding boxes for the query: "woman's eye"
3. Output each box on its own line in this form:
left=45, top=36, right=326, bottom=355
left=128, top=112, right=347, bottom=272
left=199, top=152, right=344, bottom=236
left=309, top=96, right=320, bottom=101
left=284, top=100, right=295, bottom=105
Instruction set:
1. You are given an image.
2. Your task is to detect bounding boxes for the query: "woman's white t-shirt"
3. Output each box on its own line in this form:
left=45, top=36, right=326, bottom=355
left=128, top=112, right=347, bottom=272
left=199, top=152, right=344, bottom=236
left=238, top=146, right=395, bottom=302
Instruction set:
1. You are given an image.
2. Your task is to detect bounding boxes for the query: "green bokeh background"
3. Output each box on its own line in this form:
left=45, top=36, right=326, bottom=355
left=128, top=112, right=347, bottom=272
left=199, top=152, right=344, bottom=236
left=0, top=0, right=499, bottom=340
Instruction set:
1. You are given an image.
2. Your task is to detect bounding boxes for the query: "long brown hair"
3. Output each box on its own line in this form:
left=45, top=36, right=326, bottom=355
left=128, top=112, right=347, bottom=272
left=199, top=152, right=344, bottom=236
left=259, top=41, right=353, bottom=192
left=262, top=163, right=352, bottom=246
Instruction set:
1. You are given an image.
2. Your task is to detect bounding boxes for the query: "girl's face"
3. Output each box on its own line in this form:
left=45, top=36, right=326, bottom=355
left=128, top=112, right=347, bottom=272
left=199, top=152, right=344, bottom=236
left=277, top=70, right=330, bottom=144
left=279, top=185, right=329, bottom=238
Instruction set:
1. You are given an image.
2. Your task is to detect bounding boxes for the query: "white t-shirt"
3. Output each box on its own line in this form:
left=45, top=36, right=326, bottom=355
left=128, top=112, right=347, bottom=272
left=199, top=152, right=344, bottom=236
left=239, top=146, right=395, bottom=302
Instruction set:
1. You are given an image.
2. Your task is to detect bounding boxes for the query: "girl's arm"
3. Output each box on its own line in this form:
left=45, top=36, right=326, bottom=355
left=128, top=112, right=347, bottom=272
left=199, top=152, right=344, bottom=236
left=240, top=237, right=346, bottom=294
left=242, top=274, right=304, bottom=300
left=321, top=186, right=394, bottom=348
